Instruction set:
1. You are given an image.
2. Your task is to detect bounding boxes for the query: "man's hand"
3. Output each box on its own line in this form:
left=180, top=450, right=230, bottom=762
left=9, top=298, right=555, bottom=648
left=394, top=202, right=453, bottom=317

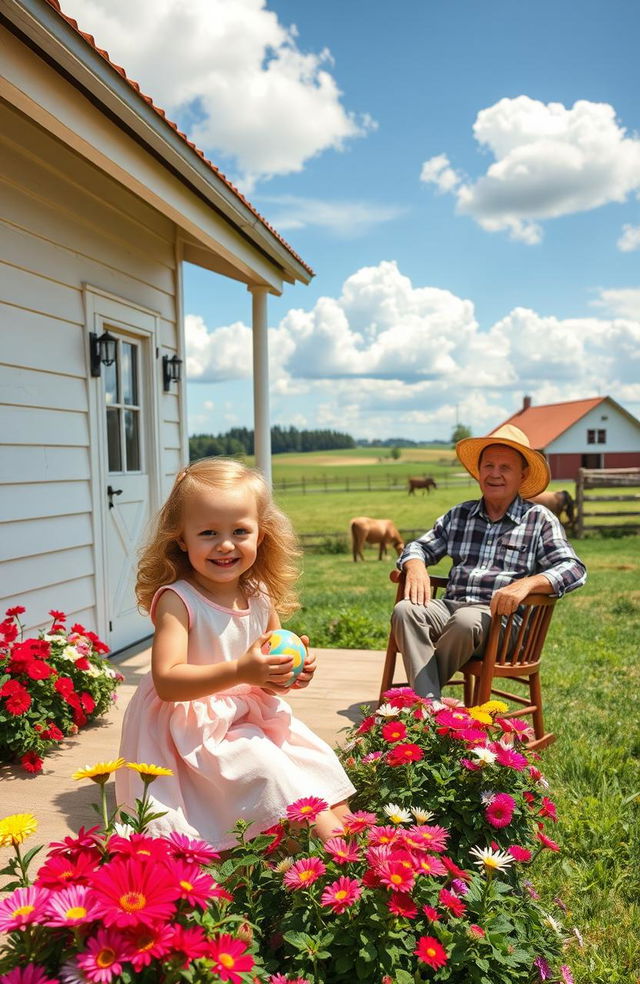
left=402, top=559, right=431, bottom=606
left=490, top=574, right=553, bottom=616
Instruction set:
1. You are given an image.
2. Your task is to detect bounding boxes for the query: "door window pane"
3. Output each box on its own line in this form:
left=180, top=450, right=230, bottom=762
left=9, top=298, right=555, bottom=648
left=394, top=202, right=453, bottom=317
left=104, top=359, right=118, bottom=406
left=121, top=343, right=138, bottom=406
left=106, top=407, right=122, bottom=471
left=124, top=409, right=141, bottom=471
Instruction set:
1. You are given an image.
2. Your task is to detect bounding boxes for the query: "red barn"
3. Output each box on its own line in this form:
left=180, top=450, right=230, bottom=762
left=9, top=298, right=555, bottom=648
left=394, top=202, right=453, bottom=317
left=490, top=397, right=640, bottom=481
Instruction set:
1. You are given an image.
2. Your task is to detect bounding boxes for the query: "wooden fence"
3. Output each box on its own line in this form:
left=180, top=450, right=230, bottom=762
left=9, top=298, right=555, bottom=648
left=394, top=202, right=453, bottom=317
left=274, top=474, right=474, bottom=494
left=574, top=467, right=640, bottom=537
left=299, top=527, right=427, bottom=552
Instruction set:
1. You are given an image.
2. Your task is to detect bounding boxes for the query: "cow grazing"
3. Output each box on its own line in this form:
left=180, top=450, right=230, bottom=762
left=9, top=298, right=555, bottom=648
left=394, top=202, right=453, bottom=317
left=350, top=517, right=405, bottom=562
left=408, top=476, right=438, bottom=495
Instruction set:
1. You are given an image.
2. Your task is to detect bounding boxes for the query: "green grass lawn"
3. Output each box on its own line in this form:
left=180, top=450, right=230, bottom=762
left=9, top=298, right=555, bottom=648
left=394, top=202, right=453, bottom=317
left=274, top=469, right=639, bottom=984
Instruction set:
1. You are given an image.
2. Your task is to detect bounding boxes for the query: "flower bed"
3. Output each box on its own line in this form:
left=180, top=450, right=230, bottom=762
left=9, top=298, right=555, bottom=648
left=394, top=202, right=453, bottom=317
left=0, top=608, right=123, bottom=773
left=0, top=690, right=579, bottom=983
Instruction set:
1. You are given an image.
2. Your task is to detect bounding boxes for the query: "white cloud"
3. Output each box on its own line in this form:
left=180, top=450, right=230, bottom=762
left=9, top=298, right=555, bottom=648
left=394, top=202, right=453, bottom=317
left=618, top=224, right=640, bottom=252
left=60, top=0, right=373, bottom=188
left=254, top=195, right=405, bottom=237
left=186, top=261, right=640, bottom=437
left=420, top=96, right=640, bottom=243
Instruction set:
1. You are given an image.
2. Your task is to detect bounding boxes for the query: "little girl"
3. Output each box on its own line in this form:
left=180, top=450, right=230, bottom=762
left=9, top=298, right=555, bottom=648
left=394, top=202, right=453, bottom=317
left=116, top=458, right=354, bottom=849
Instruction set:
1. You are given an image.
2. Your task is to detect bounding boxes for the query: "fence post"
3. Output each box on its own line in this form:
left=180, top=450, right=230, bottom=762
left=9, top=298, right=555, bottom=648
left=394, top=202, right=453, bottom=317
left=575, top=469, right=584, bottom=539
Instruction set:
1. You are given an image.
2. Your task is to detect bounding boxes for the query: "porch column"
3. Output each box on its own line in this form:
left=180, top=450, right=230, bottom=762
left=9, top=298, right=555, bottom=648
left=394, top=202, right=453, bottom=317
left=249, top=285, right=272, bottom=486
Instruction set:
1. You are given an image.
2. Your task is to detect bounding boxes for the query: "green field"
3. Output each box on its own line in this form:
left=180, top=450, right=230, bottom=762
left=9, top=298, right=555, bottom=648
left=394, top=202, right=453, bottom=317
left=267, top=451, right=639, bottom=984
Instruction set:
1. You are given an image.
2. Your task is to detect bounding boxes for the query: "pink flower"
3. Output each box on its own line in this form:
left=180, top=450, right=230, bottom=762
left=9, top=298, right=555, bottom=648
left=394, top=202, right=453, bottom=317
left=36, top=851, right=98, bottom=889
left=534, top=955, right=552, bottom=980
left=537, top=831, right=561, bottom=852
left=286, top=796, right=329, bottom=824
left=207, top=934, right=254, bottom=983
left=76, top=928, right=126, bottom=982
left=434, top=708, right=475, bottom=730
left=89, top=857, right=179, bottom=927
left=282, top=857, right=326, bottom=890
left=324, top=836, right=361, bottom=864
left=381, top=720, right=408, bottom=743
left=44, top=884, right=101, bottom=926
left=414, top=853, right=447, bottom=877
left=438, top=887, right=466, bottom=917
left=377, top=860, right=415, bottom=893
left=560, top=966, right=575, bottom=984
left=382, top=686, right=419, bottom=707
left=166, top=831, right=220, bottom=865
left=47, top=826, right=102, bottom=859
left=171, top=860, right=221, bottom=907
left=0, top=967, right=59, bottom=984
left=388, top=891, right=418, bottom=918
left=367, top=825, right=400, bottom=846
left=342, top=810, right=377, bottom=833
left=170, top=924, right=210, bottom=963
left=387, top=742, right=424, bottom=766
left=320, top=875, right=362, bottom=913
left=107, top=833, right=170, bottom=862
left=0, top=886, right=50, bottom=932
left=415, top=935, right=448, bottom=969
left=122, top=924, right=174, bottom=970
left=485, top=793, right=516, bottom=828
left=422, top=904, right=440, bottom=922
left=405, top=824, right=449, bottom=853
left=539, top=796, right=558, bottom=821
left=495, top=745, right=528, bottom=770
left=362, top=750, right=382, bottom=763
left=508, top=845, right=532, bottom=862
left=468, top=923, right=486, bottom=938
left=496, top=716, right=534, bottom=740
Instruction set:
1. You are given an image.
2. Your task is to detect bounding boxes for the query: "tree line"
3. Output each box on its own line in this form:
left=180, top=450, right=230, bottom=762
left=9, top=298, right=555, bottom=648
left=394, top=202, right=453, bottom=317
left=189, top=426, right=356, bottom=461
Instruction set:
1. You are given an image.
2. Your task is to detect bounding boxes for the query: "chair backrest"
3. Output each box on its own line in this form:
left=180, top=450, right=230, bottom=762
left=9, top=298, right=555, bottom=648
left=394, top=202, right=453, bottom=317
left=485, top=594, right=556, bottom=669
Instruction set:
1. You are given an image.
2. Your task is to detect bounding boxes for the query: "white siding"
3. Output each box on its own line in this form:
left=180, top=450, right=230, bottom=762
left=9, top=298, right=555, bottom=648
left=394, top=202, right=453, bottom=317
left=547, top=401, right=640, bottom=454
left=0, top=101, right=183, bottom=638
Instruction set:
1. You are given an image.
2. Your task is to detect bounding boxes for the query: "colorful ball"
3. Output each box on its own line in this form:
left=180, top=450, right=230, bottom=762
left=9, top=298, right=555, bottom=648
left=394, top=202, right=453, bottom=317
left=262, top=629, right=307, bottom=685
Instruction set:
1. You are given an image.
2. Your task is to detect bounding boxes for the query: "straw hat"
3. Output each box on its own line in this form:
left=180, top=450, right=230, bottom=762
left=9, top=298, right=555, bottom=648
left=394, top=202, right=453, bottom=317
left=456, top=424, right=550, bottom=499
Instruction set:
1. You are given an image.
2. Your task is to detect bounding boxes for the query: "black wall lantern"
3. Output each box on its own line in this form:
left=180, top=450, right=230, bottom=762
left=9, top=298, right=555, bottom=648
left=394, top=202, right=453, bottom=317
left=90, top=329, right=117, bottom=377
left=163, top=354, right=183, bottom=392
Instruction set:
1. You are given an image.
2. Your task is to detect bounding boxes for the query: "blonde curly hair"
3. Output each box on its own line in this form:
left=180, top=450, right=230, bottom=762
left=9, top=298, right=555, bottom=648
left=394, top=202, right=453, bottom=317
left=136, top=458, right=301, bottom=617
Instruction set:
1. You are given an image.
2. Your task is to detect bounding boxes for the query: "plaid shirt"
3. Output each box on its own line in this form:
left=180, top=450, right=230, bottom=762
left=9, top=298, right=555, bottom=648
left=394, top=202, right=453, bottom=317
left=398, top=496, right=586, bottom=604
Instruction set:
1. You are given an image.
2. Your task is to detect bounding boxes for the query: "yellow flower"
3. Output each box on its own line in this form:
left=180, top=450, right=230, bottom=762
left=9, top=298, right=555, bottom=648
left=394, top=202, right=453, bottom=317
left=125, top=762, right=173, bottom=785
left=0, top=813, right=38, bottom=847
left=71, top=758, right=126, bottom=784
left=467, top=707, right=493, bottom=725
left=125, top=762, right=174, bottom=777
left=479, top=700, right=509, bottom=714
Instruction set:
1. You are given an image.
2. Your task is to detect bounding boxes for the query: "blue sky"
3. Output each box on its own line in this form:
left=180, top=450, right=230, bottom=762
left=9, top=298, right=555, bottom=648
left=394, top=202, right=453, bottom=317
left=65, top=0, right=640, bottom=440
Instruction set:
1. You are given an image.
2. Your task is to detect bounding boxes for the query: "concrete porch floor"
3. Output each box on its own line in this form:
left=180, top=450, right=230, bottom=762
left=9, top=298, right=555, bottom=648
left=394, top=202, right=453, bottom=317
left=0, top=645, right=385, bottom=866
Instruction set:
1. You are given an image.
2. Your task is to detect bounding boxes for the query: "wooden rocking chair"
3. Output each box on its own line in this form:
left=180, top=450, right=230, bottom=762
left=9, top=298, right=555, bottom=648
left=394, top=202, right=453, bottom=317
left=379, top=571, right=558, bottom=750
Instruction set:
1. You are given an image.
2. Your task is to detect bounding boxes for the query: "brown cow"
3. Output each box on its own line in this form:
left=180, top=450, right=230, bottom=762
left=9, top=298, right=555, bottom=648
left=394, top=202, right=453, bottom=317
left=350, top=517, right=404, bottom=562
left=408, top=476, right=438, bottom=495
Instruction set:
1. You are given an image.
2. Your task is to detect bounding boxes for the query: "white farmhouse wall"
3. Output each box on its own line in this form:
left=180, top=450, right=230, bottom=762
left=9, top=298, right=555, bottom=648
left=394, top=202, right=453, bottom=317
left=546, top=401, right=640, bottom=454
left=0, top=100, right=184, bottom=636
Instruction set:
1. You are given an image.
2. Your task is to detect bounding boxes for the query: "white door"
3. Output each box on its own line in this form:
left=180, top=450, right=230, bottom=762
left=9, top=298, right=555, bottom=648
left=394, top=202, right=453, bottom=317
left=100, top=330, right=153, bottom=651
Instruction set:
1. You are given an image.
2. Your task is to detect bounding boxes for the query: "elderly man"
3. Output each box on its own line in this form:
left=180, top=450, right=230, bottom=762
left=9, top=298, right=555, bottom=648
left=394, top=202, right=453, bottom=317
left=393, top=424, right=586, bottom=699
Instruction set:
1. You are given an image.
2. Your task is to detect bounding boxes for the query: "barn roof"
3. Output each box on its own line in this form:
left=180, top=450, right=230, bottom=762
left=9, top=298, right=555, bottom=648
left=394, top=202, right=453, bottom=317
left=491, top=397, right=607, bottom=449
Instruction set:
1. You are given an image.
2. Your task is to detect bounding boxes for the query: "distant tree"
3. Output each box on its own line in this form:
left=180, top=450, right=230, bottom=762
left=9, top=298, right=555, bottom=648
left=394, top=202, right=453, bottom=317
left=390, top=446, right=401, bottom=460
left=451, top=424, right=472, bottom=444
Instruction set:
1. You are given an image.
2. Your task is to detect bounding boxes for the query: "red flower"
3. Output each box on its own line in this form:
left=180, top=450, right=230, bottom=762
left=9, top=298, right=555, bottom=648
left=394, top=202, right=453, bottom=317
left=469, top=923, right=486, bottom=938
left=89, top=857, right=180, bottom=927
left=377, top=860, right=415, bottom=893
left=48, top=826, right=102, bottom=859
left=320, top=875, right=362, bottom=913
left=80, top=692, right=96, bottom=713
left=382, top=686, right=419, bottom=708
left=170, top=924, right=210, bottom=964
left=26, top=660, right=54, bottom=680
left=75, top=656, right=91, bottom=670
left=386, top=742, right=424, bottom=766
left=422, top=905, right=441, bottom=922
left=36, top=851, right=99, bottom=889
left=388, top=891, right=418, bottom=918
left=539, top=796, right=558, bottom=822
left=207, top=933, right=254, bottom=984
left=356, top=714, right=377, bottom=734
left=49, top=610, right=67, bottom=621
left=415, top=935, right=448, bottom=969
left=54, top=676, right=75, bottom=697
left=537, top=831, right=561, bottom=852
left=20, top=751, right=43, bottom=773
left=0, top=619, right=19, bottom=642
left=41, top=723, right=64, bottom=742
left=438, top=887, right=467, bottom=917
left=123, top=924, right=174, bottom=970
left=6, top=605, right=26, bottom=617
left=442, top=855, right=472, bottom=881
left=508, top=844, right=532, bottom=862
left=6, top=688, right=31, bottom=716
left=1, top=679, right=26, bottom=697
left=71, top=622, right=87, bottom=634
left=381, top=720, right=408, bottom=743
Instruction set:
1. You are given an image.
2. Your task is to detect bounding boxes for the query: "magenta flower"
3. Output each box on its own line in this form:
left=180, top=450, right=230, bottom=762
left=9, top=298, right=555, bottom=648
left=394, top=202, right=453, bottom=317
left=377, top=860, right=415, bottom=893
left=320, top=875, right=362, bottom=913
left=0, top=967, right=59, bottom=984
left=76, top=928, right=126, bottom=983
left=166, top=831, right=219, bottom=865
left=438, top=887, right=467, bottom=917
left=283, top=857, right=327, bottom=890
left=537, top=831, right=561, bottom=852
left=367, top=825, right=400, bottom=847
left=0, top=886, right=50, bottom=932
left=324, top=836, right=361, bottom=864
left=534, top=955, right=552, bottom=981
left=48, top=826, right=102, bottom=859
left=414, top=853, right=447, bottom=877
left=495, top=746, right=528, bottom=770
left=170, top=924, right=210, bottom=963
left=122, top=924, right=174, bottom=970
left=170, top=860, right=220, bottom=907
left=539, top=796, right=558, bottom=821
left=485, top=793, right=516, bottom=828
left=89, top=857, right=179, bottom=927
left=44, top=885, right=101, bottom=926
left=342, top=810, right=377, bottom=833
left=208, top=934, right=254, bottom=983
left=405, top=824, right=449, bottom=853
left=286, top=796, right=329, bottom=824
left=508, top=844, right=532, bottom=862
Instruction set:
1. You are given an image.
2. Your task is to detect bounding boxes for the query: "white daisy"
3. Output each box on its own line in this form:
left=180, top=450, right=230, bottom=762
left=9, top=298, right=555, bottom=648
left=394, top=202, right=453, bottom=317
left=544, top=914, right=563, bottom=936
left=273, top=856, right=295, bottom=873
left=411, top=806, right=434, bottom=823
left=469, top=845, right=514, bottom=872
left=430, top=700, right=446, bottom=712
left=111, top=821, right=135, bottom=839
left=376, top=703, right=400, bottom=718
left=480, top=790, right=496, bottom=805
left=471, top=747, right=497, bottom=765
left=383, top=803, right=413, bottom=824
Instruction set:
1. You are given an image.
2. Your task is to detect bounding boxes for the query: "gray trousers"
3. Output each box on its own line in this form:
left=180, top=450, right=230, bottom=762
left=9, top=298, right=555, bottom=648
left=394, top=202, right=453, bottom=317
left=391, top=598, right=492, bottom=699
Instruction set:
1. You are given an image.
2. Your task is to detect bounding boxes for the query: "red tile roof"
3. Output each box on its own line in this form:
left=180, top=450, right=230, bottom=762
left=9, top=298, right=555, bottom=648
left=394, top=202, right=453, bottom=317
left=491, top=397, right=606, bottom=449
left=42, top=0, right=314, bottom=277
